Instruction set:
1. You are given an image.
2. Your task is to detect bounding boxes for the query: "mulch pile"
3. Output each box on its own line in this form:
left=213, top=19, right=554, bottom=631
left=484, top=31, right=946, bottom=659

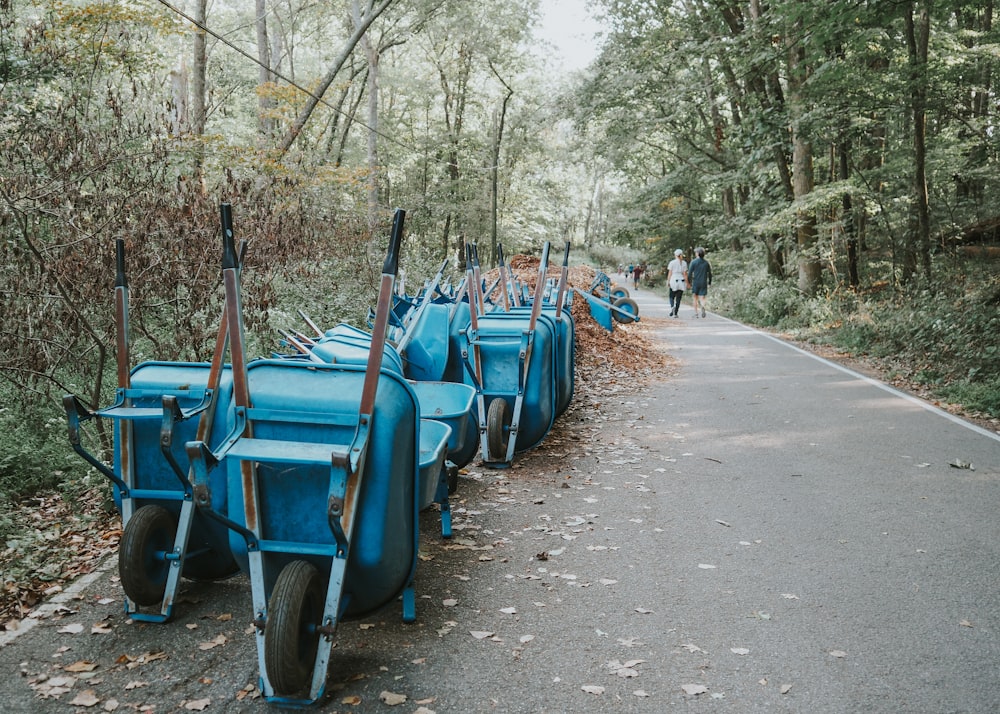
left=0, top=257, right=675, bottom=631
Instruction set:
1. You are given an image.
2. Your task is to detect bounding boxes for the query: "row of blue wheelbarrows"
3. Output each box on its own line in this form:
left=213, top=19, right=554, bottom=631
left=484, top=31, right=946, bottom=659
left=62, top=204, right=638, bottom=706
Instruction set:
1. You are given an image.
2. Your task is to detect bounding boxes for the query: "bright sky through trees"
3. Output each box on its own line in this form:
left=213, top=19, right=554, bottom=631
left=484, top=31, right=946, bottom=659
left=537, top=0, right=601, bottom=71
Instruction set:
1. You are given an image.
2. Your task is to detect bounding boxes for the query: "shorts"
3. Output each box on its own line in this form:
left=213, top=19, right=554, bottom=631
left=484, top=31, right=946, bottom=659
left=691, top=284, right=708, bottom=296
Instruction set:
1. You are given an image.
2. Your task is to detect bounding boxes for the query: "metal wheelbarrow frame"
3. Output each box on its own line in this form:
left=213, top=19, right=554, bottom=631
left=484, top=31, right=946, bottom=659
left=186, top=206, right=422, bottom=706
left=62, top=239, right=238, bottom=623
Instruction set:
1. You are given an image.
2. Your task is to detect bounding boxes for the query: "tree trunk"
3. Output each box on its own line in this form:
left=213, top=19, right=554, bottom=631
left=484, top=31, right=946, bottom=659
left=489, top=62, right=513, bottom=268
left=190, top=0, right=208, bottom=137
left=903, top=2, right=932, bottom=285
left=788, top=24, right=821, bottom=296
left=361, top=30, right=380, bottom=228
left=276, top=0, right=394, bottom=155
left=255, top=0, right=275, bottom=138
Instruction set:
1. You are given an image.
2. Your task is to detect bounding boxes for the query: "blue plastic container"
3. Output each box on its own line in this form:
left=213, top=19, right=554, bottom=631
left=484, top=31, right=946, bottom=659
left=462, top=310, right=557, bottom=453
left=115, top=361, right=235, bottom=575
left=312, top=324, right=405, bottom=374
left=223, top=360, right=421, bottom=616
left=418, top=419, right=451, bottom=510
left=409, top=380, right=477, bottom=468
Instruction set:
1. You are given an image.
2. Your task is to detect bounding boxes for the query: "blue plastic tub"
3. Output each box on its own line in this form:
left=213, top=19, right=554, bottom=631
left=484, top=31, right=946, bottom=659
left=408, top=380, right=476, bottom=466
left=462, top=310, right=557, bottom=453
left=115, top=361, right=236, bottom=578
left=312, top=323, right=405, bottom=374
left=418, top=419, right=451, bottom=510
left=222, top=359, right=422, bottom=617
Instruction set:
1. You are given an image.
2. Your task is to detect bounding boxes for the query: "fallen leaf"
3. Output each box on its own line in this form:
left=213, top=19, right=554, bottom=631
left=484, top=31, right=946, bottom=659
left=519, top=635, right=534, bottom=644
left=442, top=599, right=457, bottom=607
left=960, top=620, right=973, bottom=628
left=681, top=643, right=704, bottom=653
left=633, top=690, right=650, bottom=698
left=829, top=650, right=848, bottom=658
left=682, top=683, right=708, bottom=695
left=634, top=607, right=654, bottom=614
left=599, top=579, right=618, bottom=586
left=183, top=698, right=210, bottom=711
left=58, top=623, right=85, bottom=634
left=730, top=647, right=750, bottom=655
left=698, top=563, right=717, bottom=569
left=781, top=593, right=799, bottom=600
left=68, top=689, right=100, bottom=707
left=103, top=698, right=120, bottom=711
left=469, top=631, right=494, bottom=640
left=64, top=661, right=100, bottom=673
left=581, top=685, right=605, bottom=695
left=499, top=607, right=517, bottom=615
left=91, top=620, right=113, bottom=634
left=379, top=690, right=407, bottom=706
left=781, top=684, right=793, bottom=694
left=198, top=634, right=226, bottom=650
left=715, top=519, right=731, bottom=527
left=341, top=695, right=362, bottom=705
left=413, top=708, right=436, bottom=714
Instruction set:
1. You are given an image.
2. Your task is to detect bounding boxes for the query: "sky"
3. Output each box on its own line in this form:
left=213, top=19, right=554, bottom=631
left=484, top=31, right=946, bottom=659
left=536, top=0, right=603, bottom=72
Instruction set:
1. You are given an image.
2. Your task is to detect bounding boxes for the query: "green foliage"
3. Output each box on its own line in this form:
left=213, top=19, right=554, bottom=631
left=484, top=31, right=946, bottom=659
left=0, top=393, right=85, bottom=505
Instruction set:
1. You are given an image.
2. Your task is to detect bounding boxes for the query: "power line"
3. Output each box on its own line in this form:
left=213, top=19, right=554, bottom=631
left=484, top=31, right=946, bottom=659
left=154, top=0, right=493, bottom=172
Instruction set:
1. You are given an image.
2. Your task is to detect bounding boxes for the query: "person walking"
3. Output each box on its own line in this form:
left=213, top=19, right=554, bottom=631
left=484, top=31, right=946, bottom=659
left=688, top=247, right=712, bottom=318
left=666, top=249, right=688, bottom=317
left=632, top=263, right=644, bottom=288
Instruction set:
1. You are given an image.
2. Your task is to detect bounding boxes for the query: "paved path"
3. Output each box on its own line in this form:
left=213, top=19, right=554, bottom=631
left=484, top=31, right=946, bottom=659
left=1, top=284, right=998, bottom=713
left=623, top=282, right=1000, bottom=711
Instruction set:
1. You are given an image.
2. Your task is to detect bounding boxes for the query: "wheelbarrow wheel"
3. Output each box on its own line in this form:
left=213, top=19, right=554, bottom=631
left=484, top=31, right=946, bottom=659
left=265, top=560, right=325, bottom=696
left=612, top=297, right=639, bottom=323
left=610, top=284, right=630, bottom=300
left=486, top=398, right=511, bottom=460
left=119, top=505, right=175, bottom=607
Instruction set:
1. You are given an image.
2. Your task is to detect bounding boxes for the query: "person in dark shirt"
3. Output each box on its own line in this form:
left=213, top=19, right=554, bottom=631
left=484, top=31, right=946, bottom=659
left=688, top=247, right=712, bottom=318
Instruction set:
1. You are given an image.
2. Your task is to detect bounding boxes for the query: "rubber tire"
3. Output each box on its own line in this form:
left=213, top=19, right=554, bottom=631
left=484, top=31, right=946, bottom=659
left=610, top=285, right=630, bottom=300
left=612, top=297, right=639, bottom=323
left=486, top=398, right=511, bottom=461
left=264, top=560, right=325, bottom=697
left=119, top=505, right=175, bottom=607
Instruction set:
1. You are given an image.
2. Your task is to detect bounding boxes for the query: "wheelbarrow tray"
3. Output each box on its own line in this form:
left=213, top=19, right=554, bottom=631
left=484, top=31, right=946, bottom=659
left=224, top=359, right=420, bottom=618
left=462, top=311, right=557, bottom=453
left=417, top=419, right=451, bottom=510
left=113, top=361, right=235, bottom=575
left=499, top=305, right=575, bottom=418
left=312, top=323, right=405, bottom=375
left=399, top=301, right=451, bottom=382
left=408, top=380, right=476, bottom=466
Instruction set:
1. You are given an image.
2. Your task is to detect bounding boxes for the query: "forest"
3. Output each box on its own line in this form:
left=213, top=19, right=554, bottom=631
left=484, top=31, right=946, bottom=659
left=1, top=0, right=999, bottom=519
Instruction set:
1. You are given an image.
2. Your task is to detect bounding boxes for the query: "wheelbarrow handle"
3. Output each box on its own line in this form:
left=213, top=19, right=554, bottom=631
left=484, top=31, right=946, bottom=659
left=115, top=238, right=127, bottom=289
left=383, top=207, right=405, bottom=275
left=220, top=203, right=237, bottom=270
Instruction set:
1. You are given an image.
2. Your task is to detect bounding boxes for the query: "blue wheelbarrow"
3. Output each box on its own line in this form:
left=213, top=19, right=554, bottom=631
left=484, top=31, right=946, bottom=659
left=461, top=242, right=559, bottom=467
left=63, top=240, right=238, bottom=623
left=186, top=206, right=445, bottom=705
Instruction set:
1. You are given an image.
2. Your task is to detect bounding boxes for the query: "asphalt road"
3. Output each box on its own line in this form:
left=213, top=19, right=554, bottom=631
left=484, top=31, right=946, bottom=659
left=2, top=287, right=998, bottom=713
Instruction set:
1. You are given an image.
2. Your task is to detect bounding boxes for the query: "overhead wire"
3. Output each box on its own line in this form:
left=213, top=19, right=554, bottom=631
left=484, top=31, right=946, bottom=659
left=153, top=0, right=498, bottom=172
